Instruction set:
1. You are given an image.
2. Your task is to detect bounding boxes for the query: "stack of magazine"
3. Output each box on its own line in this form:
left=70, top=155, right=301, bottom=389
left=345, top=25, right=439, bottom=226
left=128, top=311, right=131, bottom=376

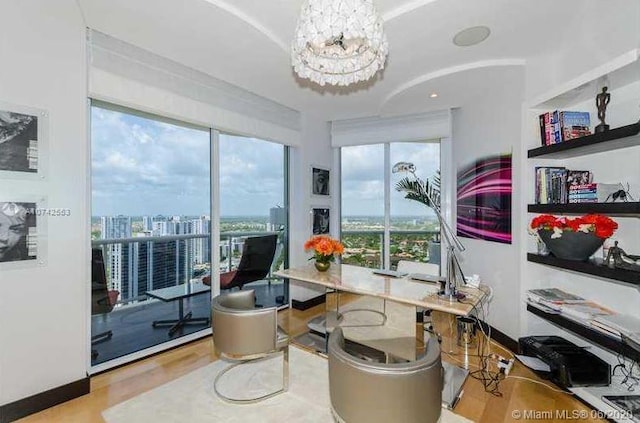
left=527, top=288, right=640, bottom=346
left=527, top=288, right=614, bottom=322
left=591, top=314, right=640, bottom=341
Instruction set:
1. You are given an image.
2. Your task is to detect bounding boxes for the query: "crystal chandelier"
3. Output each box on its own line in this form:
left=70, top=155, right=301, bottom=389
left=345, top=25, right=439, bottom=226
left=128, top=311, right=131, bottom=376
left=291, top=0, right=389, bottom=87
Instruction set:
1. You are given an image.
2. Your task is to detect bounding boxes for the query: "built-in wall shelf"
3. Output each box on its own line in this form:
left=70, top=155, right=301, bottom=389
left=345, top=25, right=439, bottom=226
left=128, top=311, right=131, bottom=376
left=527, top=253, right=640, bottom=285
left=527, top=121, right=640, bottom=159
left=527, top=202, right=640, bottom=216
left=527, top=303, right=640, bottom=362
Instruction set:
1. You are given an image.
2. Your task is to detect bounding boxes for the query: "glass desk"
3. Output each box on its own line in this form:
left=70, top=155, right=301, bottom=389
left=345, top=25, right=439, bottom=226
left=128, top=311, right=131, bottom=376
left=275, top=263, right=489, bottom=408
left=145, top=281, right=211, bottom=336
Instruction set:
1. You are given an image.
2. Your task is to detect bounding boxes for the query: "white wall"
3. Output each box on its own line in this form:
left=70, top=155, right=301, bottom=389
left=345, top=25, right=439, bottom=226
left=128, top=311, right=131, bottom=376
left=521, top=60, right=640, bottom=364
left=0, top=0, right=88, bottom=405
left=525, top=0, right=639, bottom=100
left=89, top=31, right=301, bottom=147
left=289, top=112, right=333, bottom=303
left=451, top=66, right=526, bottom=339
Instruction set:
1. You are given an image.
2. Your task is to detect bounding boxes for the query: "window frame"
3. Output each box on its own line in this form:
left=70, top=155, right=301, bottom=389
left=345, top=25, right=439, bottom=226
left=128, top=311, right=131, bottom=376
left=339, top=139, right=445, bottom=271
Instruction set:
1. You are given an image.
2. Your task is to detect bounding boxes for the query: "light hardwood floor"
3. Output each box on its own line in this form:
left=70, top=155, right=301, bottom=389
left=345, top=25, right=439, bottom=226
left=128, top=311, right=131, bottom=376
left=18, top=300, right=604, bottom=423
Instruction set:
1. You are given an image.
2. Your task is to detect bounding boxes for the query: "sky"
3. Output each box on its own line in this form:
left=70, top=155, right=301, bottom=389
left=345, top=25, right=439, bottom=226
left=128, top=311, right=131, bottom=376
left=92, top=107, right=284, bottom=217
left=91, top=106, right=439, bottom=217
left=341, top=142, right=440, bottom=216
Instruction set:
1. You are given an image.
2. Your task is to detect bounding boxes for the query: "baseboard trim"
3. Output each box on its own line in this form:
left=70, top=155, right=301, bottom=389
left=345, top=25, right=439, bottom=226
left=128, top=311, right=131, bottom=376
left=478, top=320, right=519, bottom=353
left=0, top=377, right=90, bottom=423
left=291, top=294, right=326, bottom=311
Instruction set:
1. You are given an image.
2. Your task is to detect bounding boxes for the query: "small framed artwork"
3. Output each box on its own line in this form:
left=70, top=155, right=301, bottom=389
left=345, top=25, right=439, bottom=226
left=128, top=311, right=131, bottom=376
left=0, top=201, right=38, bottom=266
left=0, top=101, right=48, bottom=179
left=311, top=207, right=330, bottom=235
left=311, top=166, right=330, bottom=196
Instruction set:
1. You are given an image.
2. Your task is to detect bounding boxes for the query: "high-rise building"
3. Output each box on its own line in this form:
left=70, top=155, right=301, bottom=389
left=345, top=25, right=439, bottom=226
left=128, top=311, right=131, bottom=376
left=142, top=216, right=153, bottom=232
left=100, top=215, right=208, bottom=302
left=192, top=216, right=211, bottom=264
left=152, top=221, right=167, bottom=236
left=268, top=206, right=286, bottom=231
left=101, top=216, right=132, bottom=295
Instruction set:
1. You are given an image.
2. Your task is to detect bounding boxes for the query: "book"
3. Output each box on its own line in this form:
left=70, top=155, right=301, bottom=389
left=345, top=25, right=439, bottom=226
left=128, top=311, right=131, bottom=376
left=568, top=188, right=597, bottom=194
left=601, top=395, right=640, bottom=422
left=593, top=314, right=640, bottom=337
left=535, top=167, right=567, bottom=204
left=552, top=110, right=562, bottom=144
left=568, top=183, right=597, bottom=190
left=527, top=288, right=585, bottom=304
left=568, top=193, right=598, bottom=199
left=568, top=198, right=599, bottom=203
left=538, top=113, right=547, bottom=145
left=537, top=110, right=591, bottom=144
left=559, top=301, right=614, bottom=321
left=566, top=170, right=592, bottom=188
left=589, top=320, right=623, bottom=339
left=560, top=111, right=591, bottom=141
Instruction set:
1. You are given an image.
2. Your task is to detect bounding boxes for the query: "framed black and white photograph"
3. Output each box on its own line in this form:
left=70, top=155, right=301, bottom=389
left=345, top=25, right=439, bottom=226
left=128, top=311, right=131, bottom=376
left=0, top=101, right=48, bottom=179
left=312, top=166, right=330, bottom=196
left=312, top=207, right=330, bottom=235
left=0, top=201, right=37, bottom=264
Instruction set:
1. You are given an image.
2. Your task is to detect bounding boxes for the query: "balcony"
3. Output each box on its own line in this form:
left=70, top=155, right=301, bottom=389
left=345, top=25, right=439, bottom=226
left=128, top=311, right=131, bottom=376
left=91, top=231, right=285, bottom=366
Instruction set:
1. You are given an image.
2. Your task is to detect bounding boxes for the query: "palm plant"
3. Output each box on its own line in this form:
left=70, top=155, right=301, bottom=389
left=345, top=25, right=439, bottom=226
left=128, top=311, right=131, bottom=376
left=393, top=162, right=465, bottom=300
left=394, top=169, right=441, bottom=210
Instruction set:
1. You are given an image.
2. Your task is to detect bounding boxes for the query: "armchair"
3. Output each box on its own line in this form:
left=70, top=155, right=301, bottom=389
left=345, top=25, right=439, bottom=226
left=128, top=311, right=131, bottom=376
left=328, top=327, right=443, bottom=423
left=212, top=289, right=289, bottom=403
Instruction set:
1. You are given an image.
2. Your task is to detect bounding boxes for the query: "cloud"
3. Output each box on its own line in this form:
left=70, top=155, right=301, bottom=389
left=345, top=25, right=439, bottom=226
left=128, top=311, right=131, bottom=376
left=92, top=107, right=284, bottom=217
left=91, top=107, right=440, bottom=218
left=341, top=142, right=440, bottom=216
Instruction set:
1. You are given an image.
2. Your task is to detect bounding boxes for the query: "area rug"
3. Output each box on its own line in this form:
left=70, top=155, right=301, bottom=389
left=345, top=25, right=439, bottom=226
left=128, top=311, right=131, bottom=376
left=102, top=346, right=473, bottom=423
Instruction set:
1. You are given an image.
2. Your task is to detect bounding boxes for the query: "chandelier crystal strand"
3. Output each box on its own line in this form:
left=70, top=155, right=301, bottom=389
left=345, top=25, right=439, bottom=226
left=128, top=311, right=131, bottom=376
left=291, top=0, right=388, bottom=86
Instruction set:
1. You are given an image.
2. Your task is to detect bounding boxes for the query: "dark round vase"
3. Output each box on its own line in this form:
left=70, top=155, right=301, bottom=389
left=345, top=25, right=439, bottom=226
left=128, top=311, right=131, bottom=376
left=538, top=229, right=605, bottom=261
left=314, top=261, right=331, bottom=272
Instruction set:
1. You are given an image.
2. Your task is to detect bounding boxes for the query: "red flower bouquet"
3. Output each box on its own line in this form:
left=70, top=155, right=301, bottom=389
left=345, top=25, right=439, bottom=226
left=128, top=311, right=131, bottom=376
left=530, top=214, right=618, bottom=261
left=530, top=214, right=618, bottom=239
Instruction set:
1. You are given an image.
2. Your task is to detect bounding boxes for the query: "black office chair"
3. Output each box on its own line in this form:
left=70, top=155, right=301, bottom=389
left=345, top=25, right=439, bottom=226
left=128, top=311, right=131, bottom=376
left=91, top=248, right=119, bottom=359
left=204, top=234, right=278, bottom=291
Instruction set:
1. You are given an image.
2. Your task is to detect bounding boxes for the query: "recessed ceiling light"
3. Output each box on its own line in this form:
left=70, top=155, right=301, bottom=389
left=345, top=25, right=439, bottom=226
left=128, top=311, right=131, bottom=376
left=430, top=93, right=438, bottom=98
left=453, top=26, right=491, bottom=47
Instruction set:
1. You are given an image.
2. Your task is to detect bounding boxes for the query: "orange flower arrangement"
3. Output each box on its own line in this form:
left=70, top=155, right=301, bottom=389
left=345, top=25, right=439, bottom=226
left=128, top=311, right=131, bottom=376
left=304, top=235, right=344, bottom=264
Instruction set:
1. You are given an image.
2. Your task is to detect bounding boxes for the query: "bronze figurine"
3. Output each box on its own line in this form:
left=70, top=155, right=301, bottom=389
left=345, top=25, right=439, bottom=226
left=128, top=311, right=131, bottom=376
left=605, top=240, right=640, bottom=271
left=595, top=86, right=611, bottom=133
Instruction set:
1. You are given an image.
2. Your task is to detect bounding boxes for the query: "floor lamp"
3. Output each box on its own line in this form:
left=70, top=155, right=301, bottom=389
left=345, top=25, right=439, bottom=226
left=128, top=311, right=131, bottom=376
left=392, top=162, right=466, bottom=301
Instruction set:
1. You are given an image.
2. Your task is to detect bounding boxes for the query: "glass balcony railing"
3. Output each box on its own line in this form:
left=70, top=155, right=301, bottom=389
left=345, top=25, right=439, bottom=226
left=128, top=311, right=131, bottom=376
left=90, top=231, right=286, bottom=367
left=341, top=230, right=441, bottom=270
left=92, top=231, right=286, bottom=304
left=93, top=233, right=212, bottom=304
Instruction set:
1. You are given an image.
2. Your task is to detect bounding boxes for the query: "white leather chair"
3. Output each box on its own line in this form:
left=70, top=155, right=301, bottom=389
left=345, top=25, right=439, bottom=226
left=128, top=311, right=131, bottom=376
left=396, top=259, right=439, bottom=276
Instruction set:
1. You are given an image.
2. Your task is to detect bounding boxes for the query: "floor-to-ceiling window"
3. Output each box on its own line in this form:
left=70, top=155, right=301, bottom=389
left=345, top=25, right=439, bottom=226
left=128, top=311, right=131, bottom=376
left=91, top=102, right=212, bottom=366
left=340, top=144, right=385, bottom=269
left=219, top=133, right=289, bottom=307
left=341, top=141, right=440, bottom=270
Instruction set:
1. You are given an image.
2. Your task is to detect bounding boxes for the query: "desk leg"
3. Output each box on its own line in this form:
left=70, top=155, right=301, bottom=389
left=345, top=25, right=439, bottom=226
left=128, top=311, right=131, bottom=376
left=152, top=298, right=210, bottom=336
left=415, top=309, right=468, bottom=409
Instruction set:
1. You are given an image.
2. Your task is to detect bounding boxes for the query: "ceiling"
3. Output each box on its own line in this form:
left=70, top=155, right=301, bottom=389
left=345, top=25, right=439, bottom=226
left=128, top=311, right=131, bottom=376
left=76, top=0, right=620, bottom=121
